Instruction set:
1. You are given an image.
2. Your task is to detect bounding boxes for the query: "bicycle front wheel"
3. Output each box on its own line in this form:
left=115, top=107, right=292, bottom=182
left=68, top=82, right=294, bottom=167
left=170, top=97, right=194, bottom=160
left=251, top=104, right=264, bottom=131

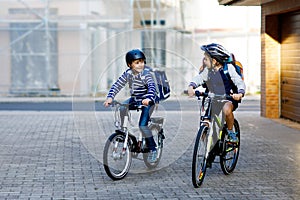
left=220, top=119, right=240, bottom=175
left=103, top=132, right=132, bottom=180
left=192, top=125, right=209, bottom=188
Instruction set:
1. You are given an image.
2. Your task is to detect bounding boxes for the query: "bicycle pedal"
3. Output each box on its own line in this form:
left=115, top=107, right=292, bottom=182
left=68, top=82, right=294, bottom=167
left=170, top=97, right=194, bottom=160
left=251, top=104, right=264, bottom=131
left=227, top=142, right=238, bottom=147
left=134, top=149, right=141, bottom=153
left=160, top=133, right=165, bottom=140
left=141, top=148, right=150, bottom=153
left=206, top=162, right=212, bottom=168
left=135, top=157, right=144, bottom=161
left=132, top=153, right=139, bottom=158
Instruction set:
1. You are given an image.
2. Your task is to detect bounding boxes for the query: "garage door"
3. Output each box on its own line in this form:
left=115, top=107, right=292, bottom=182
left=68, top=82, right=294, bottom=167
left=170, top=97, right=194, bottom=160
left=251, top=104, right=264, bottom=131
left=281, top=10, right=300, bottom=122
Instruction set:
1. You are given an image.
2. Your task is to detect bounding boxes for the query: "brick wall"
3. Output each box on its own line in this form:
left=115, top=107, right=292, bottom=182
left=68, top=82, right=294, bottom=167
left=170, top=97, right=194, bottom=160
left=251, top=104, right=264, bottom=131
left=261, top=7, right=280, bottom=118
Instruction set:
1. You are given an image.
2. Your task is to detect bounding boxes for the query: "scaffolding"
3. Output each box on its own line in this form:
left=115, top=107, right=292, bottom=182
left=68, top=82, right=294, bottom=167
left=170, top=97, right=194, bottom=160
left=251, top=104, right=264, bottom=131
left=0, top=0, right=134, bottom=96
left=0, top=0, right=193, bottom=96
left=0, top=0, right=260, bottom=97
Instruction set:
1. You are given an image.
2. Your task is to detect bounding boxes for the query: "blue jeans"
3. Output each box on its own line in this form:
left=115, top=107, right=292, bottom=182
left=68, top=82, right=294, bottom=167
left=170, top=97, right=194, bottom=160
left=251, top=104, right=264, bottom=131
left=120, top=98, right=156, bottom=151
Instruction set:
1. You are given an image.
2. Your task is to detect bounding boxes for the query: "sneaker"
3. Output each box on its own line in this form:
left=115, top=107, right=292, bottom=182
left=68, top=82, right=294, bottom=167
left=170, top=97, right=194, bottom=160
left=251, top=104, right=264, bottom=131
left=227, top=130, right=239, bottom=143
left=147, top=149, right=157, bottom=163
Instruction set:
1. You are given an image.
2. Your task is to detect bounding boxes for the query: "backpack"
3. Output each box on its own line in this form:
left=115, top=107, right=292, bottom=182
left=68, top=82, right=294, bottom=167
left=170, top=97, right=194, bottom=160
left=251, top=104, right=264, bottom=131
left=144, top=66, right=170, bottom=102
left=223, top=53, right=244, bottom=80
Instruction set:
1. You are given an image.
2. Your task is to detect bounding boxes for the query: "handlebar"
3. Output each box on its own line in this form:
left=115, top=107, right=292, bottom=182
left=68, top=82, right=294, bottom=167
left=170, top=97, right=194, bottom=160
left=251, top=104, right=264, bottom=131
left=110, top=100, right=154, bottom=108
left=195, top=91, right=233, bottom=100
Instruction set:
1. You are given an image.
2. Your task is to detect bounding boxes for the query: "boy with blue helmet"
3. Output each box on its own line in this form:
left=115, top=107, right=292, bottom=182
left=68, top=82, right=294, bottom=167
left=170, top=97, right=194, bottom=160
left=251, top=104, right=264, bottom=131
left=104, top=49, right=158, bottom=163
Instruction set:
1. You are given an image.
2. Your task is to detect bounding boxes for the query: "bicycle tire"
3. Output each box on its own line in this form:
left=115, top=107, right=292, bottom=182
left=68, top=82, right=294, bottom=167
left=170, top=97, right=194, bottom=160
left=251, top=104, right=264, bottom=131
left=192, top=125, right=209, bottom=188
left=220, top=119, right=240, bottom=175
left=143, top=125, right=164, bottom=169
left=103, top=132, right=132, bottom=180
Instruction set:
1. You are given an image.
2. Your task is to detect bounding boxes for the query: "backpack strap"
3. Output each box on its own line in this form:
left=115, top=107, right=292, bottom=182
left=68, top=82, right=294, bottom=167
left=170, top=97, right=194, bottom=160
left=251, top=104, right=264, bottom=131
left=143, top=66, right=160, bottom=103
left=223, top=63, right=232, bottom=80
left=126, top=69, right=133, bottom=89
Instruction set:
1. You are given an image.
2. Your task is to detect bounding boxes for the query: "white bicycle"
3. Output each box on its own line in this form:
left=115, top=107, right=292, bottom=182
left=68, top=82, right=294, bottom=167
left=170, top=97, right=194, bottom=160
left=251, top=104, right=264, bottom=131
left=103, top=100, right=165, bottom=180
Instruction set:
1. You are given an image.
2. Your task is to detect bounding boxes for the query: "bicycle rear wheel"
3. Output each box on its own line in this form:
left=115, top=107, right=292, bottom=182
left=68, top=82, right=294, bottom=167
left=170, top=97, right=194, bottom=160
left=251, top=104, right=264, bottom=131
left=220, top=119, right=240, bottom=175
left=103, top=132, right=132, bottom=180
left=143, top=125, right=164, bottom=169
left=192, top=125, right=209, bottom=188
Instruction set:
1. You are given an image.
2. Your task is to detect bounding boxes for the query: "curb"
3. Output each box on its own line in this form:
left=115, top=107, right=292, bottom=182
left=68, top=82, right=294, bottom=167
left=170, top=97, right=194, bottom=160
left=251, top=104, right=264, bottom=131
left=0, top=94, right=261, bottom=103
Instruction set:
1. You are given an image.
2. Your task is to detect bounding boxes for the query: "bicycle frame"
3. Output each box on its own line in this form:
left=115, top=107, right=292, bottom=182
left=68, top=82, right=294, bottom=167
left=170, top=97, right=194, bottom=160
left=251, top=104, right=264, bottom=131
left=113, top=101, right=149, bottom=153
left=199, top=92, right=227, bottom=153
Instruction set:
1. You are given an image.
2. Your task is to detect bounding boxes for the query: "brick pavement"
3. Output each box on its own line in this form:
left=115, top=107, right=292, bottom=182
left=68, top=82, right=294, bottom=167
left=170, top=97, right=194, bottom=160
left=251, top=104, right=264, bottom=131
left=0, top=108, right=299, bottom=199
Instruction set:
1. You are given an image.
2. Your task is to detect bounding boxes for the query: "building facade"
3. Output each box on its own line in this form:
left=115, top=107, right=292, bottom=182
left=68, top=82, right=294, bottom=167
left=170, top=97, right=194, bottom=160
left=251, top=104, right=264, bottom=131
left=219, top=0, right=300, bottom=122
left=0, top=0, right=261, bottom=99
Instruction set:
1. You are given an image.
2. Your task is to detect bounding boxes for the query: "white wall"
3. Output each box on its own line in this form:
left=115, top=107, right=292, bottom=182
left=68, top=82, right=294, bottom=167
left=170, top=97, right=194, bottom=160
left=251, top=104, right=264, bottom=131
left=183, top=0, right=261, bottom=94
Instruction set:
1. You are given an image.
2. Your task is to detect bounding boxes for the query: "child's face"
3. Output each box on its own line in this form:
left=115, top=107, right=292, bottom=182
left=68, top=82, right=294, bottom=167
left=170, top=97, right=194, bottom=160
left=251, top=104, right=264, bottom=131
left=203, top=53, right=217, bottom=69
left=130, top=59, right=145, bottom=74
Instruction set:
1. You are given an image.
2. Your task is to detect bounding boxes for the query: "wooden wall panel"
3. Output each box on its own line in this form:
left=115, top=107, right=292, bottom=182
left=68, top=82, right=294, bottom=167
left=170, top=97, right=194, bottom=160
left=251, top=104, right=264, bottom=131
left=281, top=10, right=300, bottom=122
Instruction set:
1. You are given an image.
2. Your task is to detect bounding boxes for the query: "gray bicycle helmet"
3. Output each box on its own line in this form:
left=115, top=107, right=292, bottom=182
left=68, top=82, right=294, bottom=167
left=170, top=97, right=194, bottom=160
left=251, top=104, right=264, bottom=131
left=201, top=43, right=231, bottom=64
left=125, top=49, right=146, bottom=67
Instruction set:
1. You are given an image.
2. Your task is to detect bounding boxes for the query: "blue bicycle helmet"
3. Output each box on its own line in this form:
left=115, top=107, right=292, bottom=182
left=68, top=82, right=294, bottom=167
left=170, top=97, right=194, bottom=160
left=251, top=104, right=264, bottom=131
left=201, top=43, right=231, bottom=64
left=125, top=49, right=146, bottom=67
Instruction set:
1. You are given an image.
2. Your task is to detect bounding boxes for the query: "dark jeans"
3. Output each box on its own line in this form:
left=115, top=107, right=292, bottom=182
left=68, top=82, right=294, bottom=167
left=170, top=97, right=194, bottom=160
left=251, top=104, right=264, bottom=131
left=120, top=98, right=156, bottom=151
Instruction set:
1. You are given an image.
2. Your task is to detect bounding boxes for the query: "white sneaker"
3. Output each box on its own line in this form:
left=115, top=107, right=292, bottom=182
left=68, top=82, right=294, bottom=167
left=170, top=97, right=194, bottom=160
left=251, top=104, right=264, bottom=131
left=147, top=150, right=157, bottom=163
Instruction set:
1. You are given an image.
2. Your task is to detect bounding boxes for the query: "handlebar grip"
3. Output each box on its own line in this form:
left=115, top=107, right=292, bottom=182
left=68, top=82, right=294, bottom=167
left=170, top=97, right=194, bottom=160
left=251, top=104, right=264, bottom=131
left=195, top=91, right=208, bottom=97
left=110, top=100, right=122, bottom=107
left=148, top=100, right=155, bottom=106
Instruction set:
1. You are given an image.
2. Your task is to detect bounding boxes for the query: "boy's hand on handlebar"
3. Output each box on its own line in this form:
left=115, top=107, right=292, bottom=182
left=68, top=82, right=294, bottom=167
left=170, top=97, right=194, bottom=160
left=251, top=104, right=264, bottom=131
left=230, top=93, right=243, bottom=101
left=188, top=86, right=195, bottom=97
left=142, top=98, right=152, bottom=106
left=103, top=97, right=113, bottom=107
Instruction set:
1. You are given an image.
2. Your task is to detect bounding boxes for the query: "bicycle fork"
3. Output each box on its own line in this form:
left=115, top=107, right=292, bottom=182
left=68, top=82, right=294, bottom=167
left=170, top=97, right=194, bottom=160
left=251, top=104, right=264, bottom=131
left=122, top=116, right=130, bottom=155
left=113, top=116, right=130, bottom=159
left=205, top=131, right=213, bottom=160
left=201, top=122, right=213, bottom=160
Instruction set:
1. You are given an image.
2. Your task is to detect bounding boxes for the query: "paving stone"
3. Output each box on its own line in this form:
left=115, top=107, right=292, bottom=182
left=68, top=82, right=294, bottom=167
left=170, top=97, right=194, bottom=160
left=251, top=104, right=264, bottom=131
left=0, top=108, right=299, bottom=199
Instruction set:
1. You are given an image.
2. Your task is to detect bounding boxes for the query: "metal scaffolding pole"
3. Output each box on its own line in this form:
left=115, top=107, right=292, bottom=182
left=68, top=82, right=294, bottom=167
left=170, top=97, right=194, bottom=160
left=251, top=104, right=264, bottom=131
left=44, top=0, right=55, bottom=90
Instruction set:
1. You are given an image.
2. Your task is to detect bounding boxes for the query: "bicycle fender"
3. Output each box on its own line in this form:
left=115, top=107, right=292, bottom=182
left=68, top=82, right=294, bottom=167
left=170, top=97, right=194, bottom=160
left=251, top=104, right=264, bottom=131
left=114, top=130, right=137, bottom=146
left=115, top=129, right=125, bottom=135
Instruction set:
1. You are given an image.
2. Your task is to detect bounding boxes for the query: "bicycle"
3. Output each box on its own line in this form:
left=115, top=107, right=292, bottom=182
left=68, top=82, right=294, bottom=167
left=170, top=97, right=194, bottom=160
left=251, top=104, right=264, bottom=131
left=192, top=91, right=240, bottom=188
left=103, top=100, right=165, bottom=180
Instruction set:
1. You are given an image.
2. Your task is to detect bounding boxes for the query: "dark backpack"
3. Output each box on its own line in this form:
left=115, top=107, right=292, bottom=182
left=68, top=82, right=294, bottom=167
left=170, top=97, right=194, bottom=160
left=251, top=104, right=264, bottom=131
left=144, top=66, right=170, bottom=102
